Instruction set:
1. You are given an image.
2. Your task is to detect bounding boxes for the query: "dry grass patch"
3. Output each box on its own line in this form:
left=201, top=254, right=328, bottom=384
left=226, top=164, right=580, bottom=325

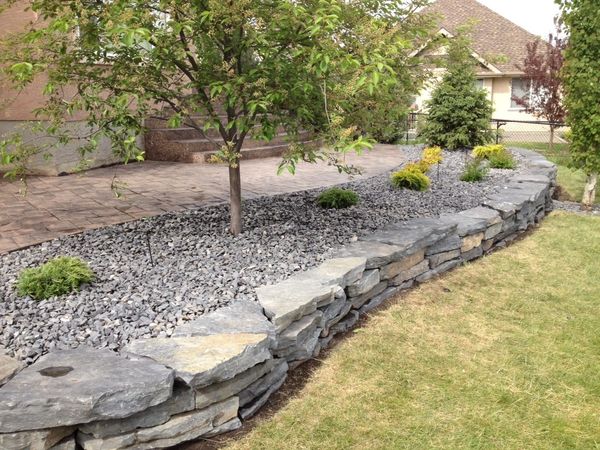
left=225, top=212, right=600, bottom=450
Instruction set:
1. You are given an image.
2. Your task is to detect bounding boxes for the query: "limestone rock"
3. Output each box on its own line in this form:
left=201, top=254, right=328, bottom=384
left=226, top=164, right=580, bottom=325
left=330, top=311, right=360, bottom=335
left=79, top=382, right=195, bottom=439
left=256, top=280, right=338, bottom=333
left=429, top=249, right=460, bottom=268
left=295, top=257, right=367, bottom=287
left=275, top=311, right=323, bottom=351
left=50, top=435, right=77, bottom=450
left=334, top=241, right=407, bottom=269
left=239, top=361, right=289, bottom=407
left=439, top=213, right=487, bottom=237
left=347, top=269, right=380, bottom=297
left=77, top=397, right=239, bottom=450
left=359, top=285, right=405, bottom=314
left=425, top=235, right=461, bottom=256
left=462, top=246, right=484, bottom=262
left=461, top=232, right=484, bottom=253
left=239, top=371, right=287, bottom=420
left=390, top=259, right=430, bottom=286
left=350, top=281, right=388, bottom=309
left=0, top=427, right=74, bottom=450
left=202, top=418, right=242, bottom=438
left=0, top=354, right=23, bottom=387
left=380, top=249, right=425, bottom=280
left=125, top=334, right=270, bottom=389
left=417, top=259, right=461, bottom=283
left=0, top=348, right=174, bottom=432
left=364, top=218, right=456, bottom=253
left=173, top=299, right=275, bottom=344
left=458, top=206, right=502, bottom=226
left=484, top=222, right=503, bottom=240
left=195, top=359, right=277, bottom=409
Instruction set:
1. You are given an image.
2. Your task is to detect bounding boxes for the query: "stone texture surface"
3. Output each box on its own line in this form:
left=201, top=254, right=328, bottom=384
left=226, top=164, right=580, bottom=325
left=296, top=257, right=367, bottom=287
left=0, top=348, right=174, bottom=432
left=426, top=235, right=461, bottom=256
left=461, top=232, right=484, bottom=253
left=347, top=269, right=380, bottom=297
left=239, top=372, right=287, bottom=420
left=429, top=249, right=461, bottom=268
left=0, top=353, right=23, bottom=387
left=0, top=427, right=75, bottom=450
left=256, top=280, right=338, bottom=333
left=364, top=218, right=456, bottom=254
left=239, top=361, right=289, bottom=407
left=275, top=311, right=323, bottom=351
left=173, top=300, right=275, bottom=343
left=125, top=334, right=270, bottom=388
left=390, top=259, right=430, bottom=286
left=79, top=382, right=195, bottom=439
left=350, top=281, right=388, bottom=309
left=334, top=241, right=406, bottom=270
left=380, top=250, right=425, bottom=280
left=440, top=213, right=487, bottom=236
left=195, top=359, right=277, bottom=410
left=50, top=435, right=77, bottom=450
left=77, top=397, right=239, bottom=450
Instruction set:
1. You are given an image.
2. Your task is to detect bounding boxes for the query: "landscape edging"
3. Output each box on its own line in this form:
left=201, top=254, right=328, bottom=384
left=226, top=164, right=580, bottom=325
left=0, top=148, right=557, bottom=450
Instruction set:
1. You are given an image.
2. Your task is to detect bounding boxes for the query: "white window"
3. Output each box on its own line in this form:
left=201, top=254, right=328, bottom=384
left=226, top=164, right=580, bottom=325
left=475, top=79, right=484, bottom=89
left=511, top=78, right=532, bottom=108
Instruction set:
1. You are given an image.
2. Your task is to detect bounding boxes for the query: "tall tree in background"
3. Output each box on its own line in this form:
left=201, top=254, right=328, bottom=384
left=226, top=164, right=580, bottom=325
left=558, top=0, right=600, bottom=207
left=514, top=26, right=567, bottom=152
left=0, top=0, right=433, bottom=235
left=420, top=30, right=494, bottom=150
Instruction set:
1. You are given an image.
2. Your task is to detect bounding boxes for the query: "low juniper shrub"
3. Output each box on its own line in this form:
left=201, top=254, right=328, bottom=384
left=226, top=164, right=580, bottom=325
left=316, top=188, right=359, bottom=209
left=460, top=159, right=489, bottom=182
left=391, top=165, right=431, bottom=191
left=17, top=256, right=95, bottom=300
left=472, top=144, right=506, bottom=159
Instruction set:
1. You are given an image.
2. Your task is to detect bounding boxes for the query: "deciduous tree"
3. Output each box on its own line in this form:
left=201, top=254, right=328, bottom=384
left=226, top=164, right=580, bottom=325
left=0, top=0, right=433, bottom=234
left=557, top=0, right=600, bottom=207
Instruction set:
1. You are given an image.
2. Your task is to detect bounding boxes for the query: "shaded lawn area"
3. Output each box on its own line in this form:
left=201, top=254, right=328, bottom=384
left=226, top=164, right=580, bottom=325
left=226, top=212, right=600, bottom=450
left=507, top=142, right=597, bottom=204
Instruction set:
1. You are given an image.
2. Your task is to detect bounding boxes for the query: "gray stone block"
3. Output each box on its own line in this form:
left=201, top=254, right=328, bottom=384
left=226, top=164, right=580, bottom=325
left=439, top=213, right=487, bottom=237
left=0, top=348, right=174, bottom=433
left=426, top=235, right=461, bottom=256
left=202, top=418, right=242, bottom=438
left=50, top=435, right=77, bottom=450
left=0, top=353, right=23, bottom=387
left=330, top=311, right=360, bottom=335
left=275, top=311, right=323, bottom=351
left=461, top=232, right=484, bottom=253
left=239, top=361, right=289, bottom=407
left=173, top=299, right=275, bottom=344
left=194, top=359, right=277, bottom=409
left=239, top=372, right=287, bottom=420
left=77, top=397, right=239, bottom=450
left=322, top=301, right=353, bottom=335
left=0, top=427, right=75, bottom=450
left=347, top=269, right=380, bottom=297
left=390, top=259, right=430, bottom=286
left=256, top=280, right=338, bottom=333
left=484, top=222, right=503, bottom=240
left=295, top=257, right=367, bottom=287
left=363, top=218, right=456, bottom=255
left=334, top=241, right=407, bottom=269
left=276, top=326, right=321, bottom=362
left=380, top=249, right=425, bottom=280
left=125, top=334, right=270, bottom=389
left=462, top=246, right=484, bottom=262
left=417, top=259, right=462, bottom=283
left=429, top=249, right=460, bottom=268
left=79, top=382, right=195, bottom=439
left=350, top=281, right=388, bottom=309
left=359, top=285, right=406, bottom=314
left=458, top=206, right=502, bottom=226
left=320, top=295, right=349, bottom=327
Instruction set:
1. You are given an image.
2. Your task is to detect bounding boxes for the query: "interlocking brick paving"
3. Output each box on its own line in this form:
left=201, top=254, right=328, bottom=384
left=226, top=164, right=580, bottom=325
left=0, top=144, right=406, bottom=254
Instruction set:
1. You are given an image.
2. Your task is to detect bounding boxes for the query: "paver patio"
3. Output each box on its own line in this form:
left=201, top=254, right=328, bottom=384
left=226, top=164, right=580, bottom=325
left=0, top=144, right=406, bottom=254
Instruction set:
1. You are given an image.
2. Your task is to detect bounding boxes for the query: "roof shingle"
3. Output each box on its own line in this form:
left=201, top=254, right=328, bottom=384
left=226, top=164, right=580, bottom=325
left=422, top=0, right=542, bottom=74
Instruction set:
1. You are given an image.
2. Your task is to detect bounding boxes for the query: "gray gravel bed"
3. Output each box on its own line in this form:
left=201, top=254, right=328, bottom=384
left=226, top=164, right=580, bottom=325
left=553, top=200, right=600, bottom=216
left=0, top=146, right=528, bottom=363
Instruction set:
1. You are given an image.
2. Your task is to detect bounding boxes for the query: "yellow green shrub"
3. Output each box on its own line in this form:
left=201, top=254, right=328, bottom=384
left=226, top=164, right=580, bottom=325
left=391, top=165, right=431, bottom=191
left=472, top=144, right=506, bottom=159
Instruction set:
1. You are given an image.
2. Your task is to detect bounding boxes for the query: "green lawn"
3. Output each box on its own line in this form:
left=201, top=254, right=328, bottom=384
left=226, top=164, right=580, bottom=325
left=226, top=213, right=600, bottom=450
left=506, top=142, right=596, bottom=204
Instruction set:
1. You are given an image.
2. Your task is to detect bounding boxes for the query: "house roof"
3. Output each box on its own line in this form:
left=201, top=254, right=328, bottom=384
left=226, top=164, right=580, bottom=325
left=422, top=0, right=542, bottom=75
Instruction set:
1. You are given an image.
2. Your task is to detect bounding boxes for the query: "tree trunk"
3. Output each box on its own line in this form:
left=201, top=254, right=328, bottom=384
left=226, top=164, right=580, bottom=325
left=229, top=164, right=242, bottom=235
left=582, top=172, right=598, bottom=209
left=549, top=126, right=554, bottom=153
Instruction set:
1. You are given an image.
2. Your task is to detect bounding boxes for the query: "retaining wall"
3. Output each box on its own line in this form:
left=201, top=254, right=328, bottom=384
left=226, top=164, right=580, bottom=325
left=0, top=148, right=556, bottom=450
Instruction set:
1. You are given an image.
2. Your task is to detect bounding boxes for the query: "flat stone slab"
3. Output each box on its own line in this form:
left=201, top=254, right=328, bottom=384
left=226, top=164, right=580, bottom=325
left=380, top=249, right=425, bottom=280
left=173, top=299, right=275, bottom=344
left=239, top=361, right=289, bottom=407
left=256, top=280, right=338, bottom=333
left=0, top=354, right=23, bottom=387
left=347, top=269, right=380, bottom=297
left=79, top=382, right=195, bottom=439
left=275, top=311, right=323, bottom=351
left=78, top=397, right=239, bottom=450
left=363, top=218, right=456, bottom=254
left=294, top=257, right=366, bottom=287
left=457, top=206, right=502, bottom=226
left=334, top=241, right=407, bottom=269
left=0, top=426, right=74, bottom=450
left=0, top=348, right=174, bottom=433
left=439, top=214, right=487, bottom=237
left=125, top=334, right=271, bottom=389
